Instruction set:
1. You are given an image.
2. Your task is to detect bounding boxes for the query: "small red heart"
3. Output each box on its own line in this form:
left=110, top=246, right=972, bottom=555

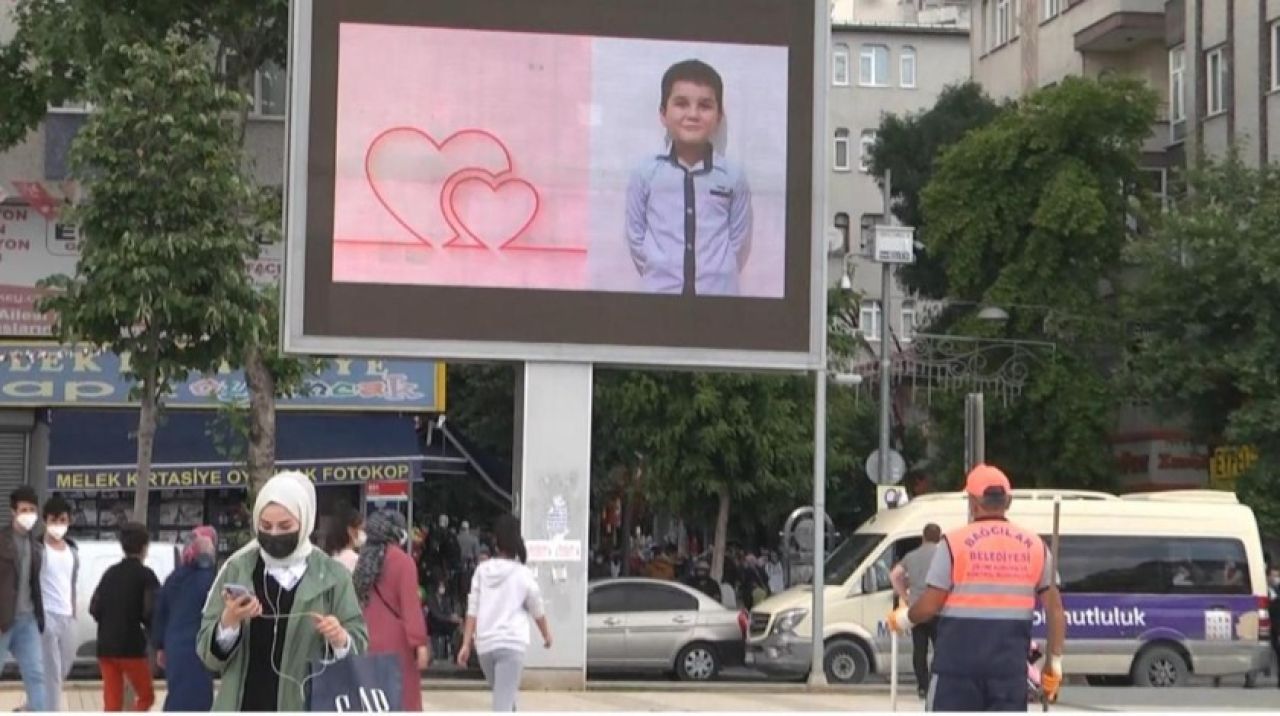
left=446, top=173, right=541, bottom=250
left=364, top=128, right=513, bottom=247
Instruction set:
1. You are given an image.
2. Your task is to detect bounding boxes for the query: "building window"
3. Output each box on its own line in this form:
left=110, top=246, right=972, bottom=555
left=834, top=128, right=852, bottom=172
left=834, top=213, right=851, bottom=253
left=254, top=62, right=287, bottom=118
left=833, top=43, right=851, bottom=86
left=982, top=0, right=992, bottom=51
left=1271, top=21, right=1280, bottom=92
left=48, top=99, right=94, bottom=114
left=995, top=0, right=1011, bottom=46
left=1043, top=0, right=1061, bottom=20
left=860, top=44, right=889, bottom=87
left=859, top=214, right=881, bottom=255
left=1169, top=46, right=1186, bottom=141
left=901, top=300, right=917, bottom=340
left=860, top=300, right=882, bottom=341
left=900, top=46, right=917, bottom=88
left=1205, top=46, right=1227, bottom=116
left=859, top=130, right=878, bottom=173
left=1142, top=167, right=1168, bottom=212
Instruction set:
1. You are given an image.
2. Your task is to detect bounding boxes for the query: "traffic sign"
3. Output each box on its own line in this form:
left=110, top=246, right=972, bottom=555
left=865, top=449, right=907, bottom=485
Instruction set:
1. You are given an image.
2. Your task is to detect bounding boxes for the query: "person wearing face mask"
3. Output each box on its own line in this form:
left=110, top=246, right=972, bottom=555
left=38, top=496, right=79, bottom=712
left=90, top=522, right=160, bottom=711
left=198, top=471, right=368, bottom=711
left=0, top=486, right=48, bottom=712
left=324, top=502, right=365, bottom=573
left=151, top=526, right=218, bottom=711
left=354, top=510, right=429, bottom=711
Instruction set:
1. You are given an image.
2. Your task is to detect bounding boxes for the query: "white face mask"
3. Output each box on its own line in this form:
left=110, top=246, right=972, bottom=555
left=353, top=529, right=367, bottom=549
left=15, top=514, right=37, bottom=532
left=46, top=524, right=68, bottom=541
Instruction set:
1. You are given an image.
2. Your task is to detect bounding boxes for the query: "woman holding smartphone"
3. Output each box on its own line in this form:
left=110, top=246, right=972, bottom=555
left=197, top=471, right=368, bottom=711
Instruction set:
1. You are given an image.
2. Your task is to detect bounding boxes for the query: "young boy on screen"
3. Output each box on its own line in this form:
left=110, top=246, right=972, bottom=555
left=625, top=59, right=753, bottom=296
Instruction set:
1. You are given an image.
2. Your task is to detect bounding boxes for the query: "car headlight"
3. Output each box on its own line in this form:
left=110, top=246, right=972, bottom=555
left=772, top=608, right=808, bottom=635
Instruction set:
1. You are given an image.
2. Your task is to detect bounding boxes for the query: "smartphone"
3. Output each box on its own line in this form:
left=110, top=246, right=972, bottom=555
left=223, top=583, right=253, bottom=600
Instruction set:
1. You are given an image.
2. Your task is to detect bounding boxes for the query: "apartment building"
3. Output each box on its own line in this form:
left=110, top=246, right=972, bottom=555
left=968, top=0, right=1280, bottom=491
left=971, top=0, right=1280, bottom=169
left=827, top=1, right=972, bottom=349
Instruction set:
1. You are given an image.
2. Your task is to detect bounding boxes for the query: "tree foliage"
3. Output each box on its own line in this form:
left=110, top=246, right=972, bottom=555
left=1127, top=156, right=1280, bottom=533
left=37, top=38, right=260, bottom=518
left=913, top=76, right=1158, bottom=490
left=869, top=82, right=1005, bottom=298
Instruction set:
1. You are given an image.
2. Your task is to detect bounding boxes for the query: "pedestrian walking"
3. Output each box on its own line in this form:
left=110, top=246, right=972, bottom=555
left=890, top=523, right=942, bottom=699
left=90, top=522, right=160, bottom=712
left=152, top=526, right=218, bottom=711
left=323, top=501, right=365, bottom=572
left=889, top=465, right=1066, bottom=711
left=353, top=510, right=430, bottom=712
left=197, top=471, right=368, bottom=711
left=39, top=496, right=79, bottom=712
left=1268, top=565, right=1279, bottom=689
left=0, top=487, right=48, bottom=712
left=457, top=515, right=552, bottom=711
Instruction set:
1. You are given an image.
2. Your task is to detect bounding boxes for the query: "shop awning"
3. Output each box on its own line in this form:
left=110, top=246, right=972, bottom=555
left=47, top=409, right=423, bottom=492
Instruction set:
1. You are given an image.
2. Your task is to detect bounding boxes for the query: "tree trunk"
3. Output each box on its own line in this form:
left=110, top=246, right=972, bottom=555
left=710, top=487, right=731, bottom=582
left=132, top=364, right=158, bottom=523
left=244, top=345, right=277, bottom=494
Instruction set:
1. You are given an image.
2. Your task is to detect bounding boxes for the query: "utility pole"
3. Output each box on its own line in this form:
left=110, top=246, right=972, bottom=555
left=878, top=170, right=893, bottom=491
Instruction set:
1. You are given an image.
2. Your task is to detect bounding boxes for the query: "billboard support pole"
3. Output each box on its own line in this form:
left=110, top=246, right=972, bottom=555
left=513, top=361, right=592, bottom=690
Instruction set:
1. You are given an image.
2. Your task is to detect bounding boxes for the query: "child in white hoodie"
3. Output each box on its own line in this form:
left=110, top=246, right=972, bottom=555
left=456, top=516, right=552, bottom=711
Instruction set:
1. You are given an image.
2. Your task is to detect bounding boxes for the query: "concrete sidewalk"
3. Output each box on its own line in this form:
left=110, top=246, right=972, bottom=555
left=0, top=681, right=1087, bottom=712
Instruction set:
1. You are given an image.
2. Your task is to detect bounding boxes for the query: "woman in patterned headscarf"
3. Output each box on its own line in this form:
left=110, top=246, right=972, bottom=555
left=152, top=526, right=218, bottom=711
left=353, top=510, right=429, bottom=711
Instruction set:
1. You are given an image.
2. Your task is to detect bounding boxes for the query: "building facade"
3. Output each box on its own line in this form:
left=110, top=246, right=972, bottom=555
left=827, top=4, right=971, bottom=352
left=968, top=0, right=1280, bottom=491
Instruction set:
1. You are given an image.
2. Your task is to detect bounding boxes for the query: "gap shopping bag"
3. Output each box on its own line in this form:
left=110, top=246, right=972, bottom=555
left=308, top=652, right=404, bottom=712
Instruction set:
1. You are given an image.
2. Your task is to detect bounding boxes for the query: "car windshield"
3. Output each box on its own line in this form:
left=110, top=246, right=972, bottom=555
left=823, top=533, right=885, bottom=585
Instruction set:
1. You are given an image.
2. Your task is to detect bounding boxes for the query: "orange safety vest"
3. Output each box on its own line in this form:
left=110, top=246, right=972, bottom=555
left=933, top=518, right=1047, bottom=678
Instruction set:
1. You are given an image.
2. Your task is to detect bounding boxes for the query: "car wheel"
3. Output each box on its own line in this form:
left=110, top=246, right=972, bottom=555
left=676, top=642, right=720, bottom=681
left=1131, top=645, right=1189, bottom=687
left=823, top=638, right=870, bottom=685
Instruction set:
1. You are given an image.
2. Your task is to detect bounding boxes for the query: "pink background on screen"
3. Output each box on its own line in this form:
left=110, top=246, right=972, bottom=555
left=332, top=24, right=592, bottom=289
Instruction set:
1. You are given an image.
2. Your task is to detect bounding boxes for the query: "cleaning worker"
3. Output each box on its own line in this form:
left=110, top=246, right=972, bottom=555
left=889, top=464, right=1066, bottom=711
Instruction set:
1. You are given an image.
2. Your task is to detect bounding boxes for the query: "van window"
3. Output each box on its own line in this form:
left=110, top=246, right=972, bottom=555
left=824, top=534, right=884, bottom=585
left=1055, top=536, right=1250, bottom=595
left=863, top=537, right=924, bottom=593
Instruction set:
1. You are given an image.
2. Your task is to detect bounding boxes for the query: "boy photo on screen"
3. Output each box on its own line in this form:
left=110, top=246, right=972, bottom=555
left=625, top=59, right=753, bottom=297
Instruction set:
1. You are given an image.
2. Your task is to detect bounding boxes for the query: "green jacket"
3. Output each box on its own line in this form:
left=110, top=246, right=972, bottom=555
left=197, top=548, right=368, bottom=712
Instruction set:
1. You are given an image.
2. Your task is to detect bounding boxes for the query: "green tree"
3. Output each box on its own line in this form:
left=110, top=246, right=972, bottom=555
left=1127, top=156, right=1280, bottom=534
left=1, top=0, right=301, bottom=492
left=869, top=82, right=1005, bottom=299
left=38, top=38, right=260, bottom=519
left=915, top=76, right=1157, bottom=490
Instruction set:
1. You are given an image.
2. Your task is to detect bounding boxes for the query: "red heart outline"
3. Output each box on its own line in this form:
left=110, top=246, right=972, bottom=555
left=445, top=172, right=541, bottom=250
left=364, top=127, right=514, bottom=248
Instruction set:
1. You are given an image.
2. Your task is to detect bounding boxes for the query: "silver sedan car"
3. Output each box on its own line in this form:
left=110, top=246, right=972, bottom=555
left=587, top=578, right=746, bottom=681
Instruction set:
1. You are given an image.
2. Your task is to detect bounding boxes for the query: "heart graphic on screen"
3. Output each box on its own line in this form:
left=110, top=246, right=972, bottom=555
left=446, top=173, right=541, bottom=250
left=365, top=127, right=513, bottom=247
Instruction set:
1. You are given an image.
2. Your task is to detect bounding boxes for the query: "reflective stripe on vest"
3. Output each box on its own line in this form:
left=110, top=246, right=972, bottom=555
left=940, top=519, right=1044, bottom=620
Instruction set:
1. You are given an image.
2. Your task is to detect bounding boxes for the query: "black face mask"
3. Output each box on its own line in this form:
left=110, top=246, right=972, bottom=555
left=258, top=531, right=300, bottom=560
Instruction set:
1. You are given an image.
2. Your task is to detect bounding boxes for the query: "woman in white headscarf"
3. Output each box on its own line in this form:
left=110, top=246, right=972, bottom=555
left=196, top=471, right=368, bottom=711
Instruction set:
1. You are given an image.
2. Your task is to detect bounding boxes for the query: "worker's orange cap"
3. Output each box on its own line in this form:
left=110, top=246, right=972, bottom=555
left=965, top=463, right=1011, bottom=498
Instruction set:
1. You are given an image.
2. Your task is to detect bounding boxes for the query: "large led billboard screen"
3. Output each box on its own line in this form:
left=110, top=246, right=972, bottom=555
left=283, top=0, right=824, bottom=369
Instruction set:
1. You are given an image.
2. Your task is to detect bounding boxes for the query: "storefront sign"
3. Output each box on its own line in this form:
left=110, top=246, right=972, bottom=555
left=49, top=458, right=417, bottom=492
left=0, top=202, right=282, bottom=335
left=367, top=480, right=409, bottom=499
left=0, top=345, right=443, bottom=410
left=1209, top=445, right=1258, bottom=491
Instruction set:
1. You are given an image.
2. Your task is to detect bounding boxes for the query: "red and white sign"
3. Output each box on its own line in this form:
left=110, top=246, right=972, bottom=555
left=0, top=200, right=282, bottom=336
left=366, top=480, right=409, bottom=499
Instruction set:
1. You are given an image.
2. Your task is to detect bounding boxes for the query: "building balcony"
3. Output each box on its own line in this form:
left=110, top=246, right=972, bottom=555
left=1073, top=1, right=1167, bottom=53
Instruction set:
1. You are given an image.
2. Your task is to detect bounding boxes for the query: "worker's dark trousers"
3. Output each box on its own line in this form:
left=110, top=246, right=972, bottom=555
left=927, top=673, right=1026, bottom=712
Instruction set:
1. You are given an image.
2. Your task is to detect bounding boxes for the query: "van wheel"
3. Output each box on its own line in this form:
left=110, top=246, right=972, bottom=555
left=1131, top=645, right=1189, bottom=687
left=823, top=638, right=870, bottom=685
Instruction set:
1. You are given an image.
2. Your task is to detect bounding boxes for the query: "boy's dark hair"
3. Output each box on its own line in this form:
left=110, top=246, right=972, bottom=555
left=9, top=486, right=38, bottom=511
left=42, top=495, right=71, bottom=520
left=494, top=514, right=527, bottom=564
left=661, top=59, right=724, bottom=114
left=119, top=522, right=149, bottom=556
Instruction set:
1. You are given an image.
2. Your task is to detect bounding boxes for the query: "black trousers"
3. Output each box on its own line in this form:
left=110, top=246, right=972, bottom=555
left=912, top=620, right=937, bottom=688
left=928, top=673, right=1027, bottom=712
